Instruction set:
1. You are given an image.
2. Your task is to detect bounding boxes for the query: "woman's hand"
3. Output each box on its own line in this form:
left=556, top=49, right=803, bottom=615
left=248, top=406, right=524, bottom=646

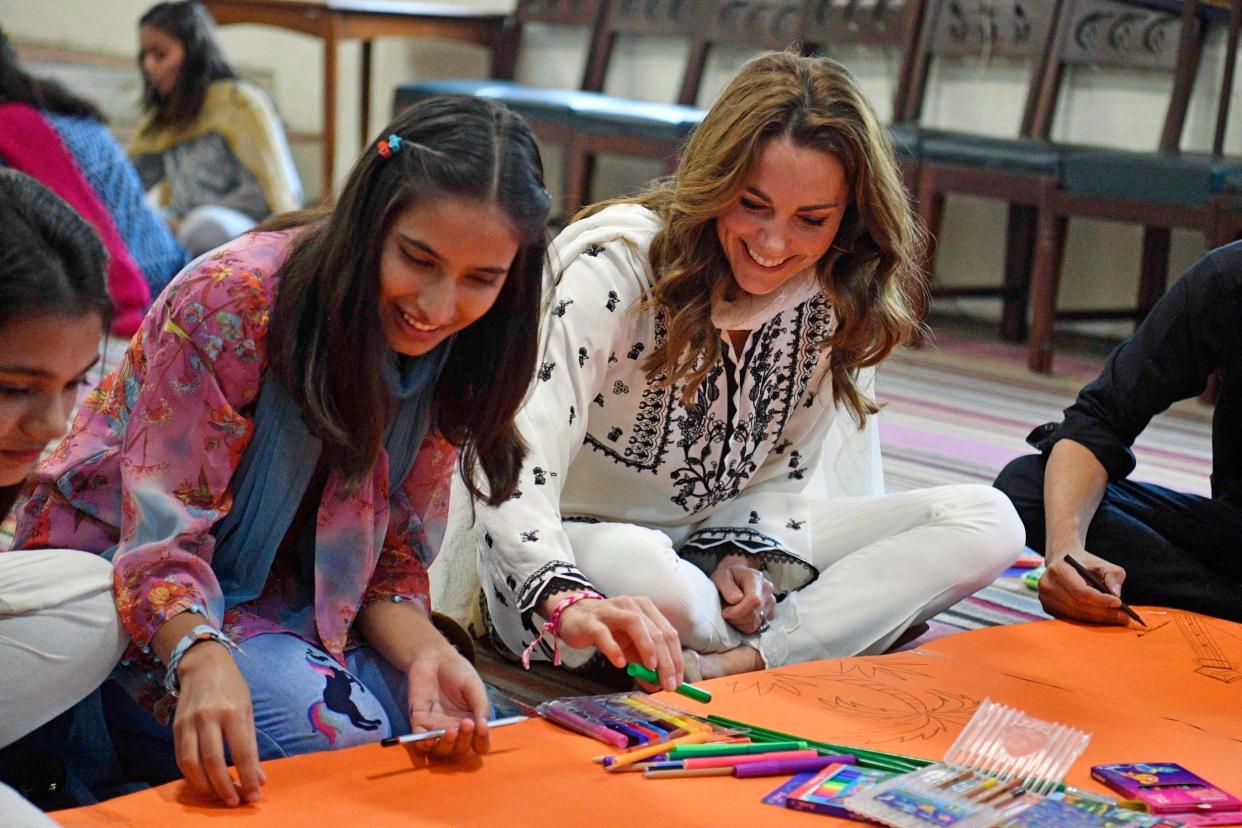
left=405, top=651, right=492, bottom=758
left=1039, top=547, right=1131, bottom=625
left=711, top=555, right=775, bottom=635
left=551, top=595, right=683, bottom=691
left=173, top=642, right=266, bottom=806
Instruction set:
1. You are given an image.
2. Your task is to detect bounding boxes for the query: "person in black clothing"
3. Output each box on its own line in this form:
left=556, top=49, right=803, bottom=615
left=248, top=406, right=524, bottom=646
left=994, top=242, right=1242, bottom=624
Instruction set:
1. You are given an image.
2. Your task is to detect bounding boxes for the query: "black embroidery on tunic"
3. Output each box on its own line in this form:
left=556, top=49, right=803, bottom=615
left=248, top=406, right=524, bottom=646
left=605, top=291, right=619, bottom=311
left=520, top=530, right=540, bottom=542
left=532, top=467, right=557, bottom=485
left=583, top=296, right=833, bottom=513
left=748, top=510, right=760, bottom=524
left=485, top=532, right=494, bottom=548
left=553, top=299, right=574, bottom=317
left=627, top=342, right=645, bottom=360
left=593, top=394, right=606, bottom=407
left=515, top=561, right=595, bottom=648
left=608, top=352, right=618, bottom=363
left=578, top=347, right=589, bottom=367
left=786, top=519, right=805, bottom=530
left=509, top=488, right=523, bottom=499
left=569, top=406, right=576, bottom=426
left=607, top=427, right=623, bottom=442
left=613, top=381, right=629, bottom=395
left=538, top=362, right=555, bottom=381
left=584, top=243, right=605, bottom=257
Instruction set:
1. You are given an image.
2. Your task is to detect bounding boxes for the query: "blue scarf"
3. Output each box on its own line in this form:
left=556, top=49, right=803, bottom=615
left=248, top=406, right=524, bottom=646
left=209, top=344, right=449, bottom=608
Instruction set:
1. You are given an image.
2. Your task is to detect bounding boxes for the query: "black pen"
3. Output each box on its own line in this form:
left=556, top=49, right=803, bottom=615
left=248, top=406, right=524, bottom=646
left=1063, top=553, right=1147, bottom=627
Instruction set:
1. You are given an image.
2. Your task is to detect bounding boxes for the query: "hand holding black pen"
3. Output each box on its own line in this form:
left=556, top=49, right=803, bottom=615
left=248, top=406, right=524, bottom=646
left=1037, top=547, right=1141, bottom=627
left=1062, top=554, right=1147, bottom=627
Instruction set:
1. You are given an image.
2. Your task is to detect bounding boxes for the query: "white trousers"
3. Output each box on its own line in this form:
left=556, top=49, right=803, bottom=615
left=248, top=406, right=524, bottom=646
left=0, top=550, right=128, bottom=748
left=564, top=485, right=1023, bottom=667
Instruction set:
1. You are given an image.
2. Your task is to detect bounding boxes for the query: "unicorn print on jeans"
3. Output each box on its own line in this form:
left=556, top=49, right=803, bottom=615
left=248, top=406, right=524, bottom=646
left=304, top=649, right=382, bottom=745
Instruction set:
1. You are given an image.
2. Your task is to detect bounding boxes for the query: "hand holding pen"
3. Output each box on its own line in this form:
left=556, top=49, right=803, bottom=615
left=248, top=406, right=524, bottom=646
left=1042, top=549, right=1145, bottom=627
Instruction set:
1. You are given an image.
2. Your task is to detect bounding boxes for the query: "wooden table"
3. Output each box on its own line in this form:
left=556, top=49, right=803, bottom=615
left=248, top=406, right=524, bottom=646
left=202, top=0, right=513, bottom=197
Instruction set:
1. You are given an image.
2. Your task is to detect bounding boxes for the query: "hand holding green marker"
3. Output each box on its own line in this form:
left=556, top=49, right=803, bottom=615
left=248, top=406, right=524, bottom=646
left=626, top=662, right=712, bottom=703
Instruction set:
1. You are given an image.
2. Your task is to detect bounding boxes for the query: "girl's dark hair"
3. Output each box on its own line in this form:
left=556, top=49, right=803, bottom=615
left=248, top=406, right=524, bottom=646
left=266, top=96, right=550, bottom=505
left=0, top=169, right=113, bottom=519
left=0, top=29, right=105, bottom=121
left=138, top=1, right=235, bottom=130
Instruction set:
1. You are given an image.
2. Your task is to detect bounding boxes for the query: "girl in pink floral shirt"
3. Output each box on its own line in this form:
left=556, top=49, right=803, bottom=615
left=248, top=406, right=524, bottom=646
left=13, top=97, right=550, bottom=807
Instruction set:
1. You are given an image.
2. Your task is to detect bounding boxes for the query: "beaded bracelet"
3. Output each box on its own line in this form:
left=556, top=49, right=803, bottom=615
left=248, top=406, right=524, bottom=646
left=520, top=590, right=604, bottom=669
left=162, top=624, right=238, bottom=697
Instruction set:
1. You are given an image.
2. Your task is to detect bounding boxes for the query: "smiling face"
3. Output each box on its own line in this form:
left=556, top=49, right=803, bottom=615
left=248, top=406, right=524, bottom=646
left=377, top=196, right=521, bottom=357
left=0, top=313, right=102, bottom=486
left=715, top=135, right=850, bottom=297
left=139, top=25, right=185, bottom=99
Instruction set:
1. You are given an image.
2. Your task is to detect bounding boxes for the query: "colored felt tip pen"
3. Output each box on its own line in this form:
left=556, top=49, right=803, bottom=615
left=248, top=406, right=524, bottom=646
left=732, top=754, right=857, bottom=778
left=542, top=704, right=629, bottom=749
left=380, top=715, right=528, bottom=747
left=671, top=740, right=809, bottom=758
left=626, top=662, right=712, bottom=703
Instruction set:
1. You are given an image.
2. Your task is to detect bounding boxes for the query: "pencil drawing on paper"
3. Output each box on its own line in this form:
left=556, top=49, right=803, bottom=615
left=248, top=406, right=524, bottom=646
left=1172, top=612, right=1242, bottom=684
left=724, top=656, right=980, bottom=745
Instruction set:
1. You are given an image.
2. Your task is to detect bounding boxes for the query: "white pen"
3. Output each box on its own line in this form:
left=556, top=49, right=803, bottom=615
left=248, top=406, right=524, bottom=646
left=380, top=714, right=529, bottom=747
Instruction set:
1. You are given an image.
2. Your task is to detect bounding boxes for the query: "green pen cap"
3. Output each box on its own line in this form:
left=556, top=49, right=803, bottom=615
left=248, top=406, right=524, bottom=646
left=626, top=662, right=713, bottom=703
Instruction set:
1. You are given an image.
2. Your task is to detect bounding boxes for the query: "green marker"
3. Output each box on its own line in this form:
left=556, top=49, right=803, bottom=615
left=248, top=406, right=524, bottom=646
left=671, top=740, right=808, bottom=758
left=626, top=662, right=712, bottom=703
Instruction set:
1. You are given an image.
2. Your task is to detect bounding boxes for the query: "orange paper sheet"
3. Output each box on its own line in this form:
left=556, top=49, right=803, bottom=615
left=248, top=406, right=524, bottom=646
left=922, top=609, right=1242, bottom=743
left=57, top=615, right=1242, bottom=827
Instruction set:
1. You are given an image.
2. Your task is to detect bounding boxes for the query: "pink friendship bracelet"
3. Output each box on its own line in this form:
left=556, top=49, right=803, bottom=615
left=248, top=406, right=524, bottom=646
left=521, top=590, right=604, bottom=669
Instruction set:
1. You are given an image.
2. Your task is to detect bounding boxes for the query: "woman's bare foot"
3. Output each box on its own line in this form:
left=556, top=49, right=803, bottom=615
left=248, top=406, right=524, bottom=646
left=694, top=644, right=764, bottom=680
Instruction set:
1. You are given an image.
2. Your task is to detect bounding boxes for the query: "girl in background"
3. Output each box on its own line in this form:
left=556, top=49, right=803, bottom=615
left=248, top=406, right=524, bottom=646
left=0, top=29, right=186, bottom=303
left=130, top=1, right=302, bottom=256
left=14, top=97, right=548, bottom=806
left=0, top=170, right=129, bottom=816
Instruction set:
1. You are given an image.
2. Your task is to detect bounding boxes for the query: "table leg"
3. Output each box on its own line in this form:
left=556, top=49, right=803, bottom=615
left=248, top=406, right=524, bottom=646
left=322, top=31, right=338, bottom=200
left=360, top=39, right=373, bottom=149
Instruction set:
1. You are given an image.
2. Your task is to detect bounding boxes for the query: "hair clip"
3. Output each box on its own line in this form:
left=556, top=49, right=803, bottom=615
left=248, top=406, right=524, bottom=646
left=377, top=133, right=403, bottom=158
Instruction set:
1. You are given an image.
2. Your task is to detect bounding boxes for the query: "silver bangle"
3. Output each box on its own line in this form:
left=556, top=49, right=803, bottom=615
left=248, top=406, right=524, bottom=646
left=162, top=624, right=235, bottom=697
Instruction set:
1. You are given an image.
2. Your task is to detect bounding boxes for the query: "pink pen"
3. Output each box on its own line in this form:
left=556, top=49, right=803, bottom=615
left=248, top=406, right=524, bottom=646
left=680, top=749, right=819, bottom=770
left=541, top=702, right=629, bottom=749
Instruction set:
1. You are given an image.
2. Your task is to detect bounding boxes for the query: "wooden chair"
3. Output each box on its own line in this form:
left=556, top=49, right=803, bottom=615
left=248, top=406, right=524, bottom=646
left=1025, top=0, right=1242, bottom=372
left=901, top=0, right=1063, bottom=342
left=559, top=0, right=807, bottom=215
left=800, top=0, right=930, bottom=186
left=392, top=0, right=610, bottom=220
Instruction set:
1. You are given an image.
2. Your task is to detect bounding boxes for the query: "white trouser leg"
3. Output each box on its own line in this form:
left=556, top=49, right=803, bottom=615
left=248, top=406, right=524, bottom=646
left=564, top=521, right=743, bottom=654
left=758, top=485, right=1023, bottom=667
left=0, top=549, right=128, bottom=748
left=176, top=205, right=257, bottom=256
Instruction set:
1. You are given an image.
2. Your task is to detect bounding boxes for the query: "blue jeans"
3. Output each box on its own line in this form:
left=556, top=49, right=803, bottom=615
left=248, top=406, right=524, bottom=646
left=106, top=633, right=516, bottom=784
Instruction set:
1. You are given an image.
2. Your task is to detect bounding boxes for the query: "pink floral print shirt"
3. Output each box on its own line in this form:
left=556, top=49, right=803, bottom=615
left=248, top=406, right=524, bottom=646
left=12, top=230, right=455, bottom=665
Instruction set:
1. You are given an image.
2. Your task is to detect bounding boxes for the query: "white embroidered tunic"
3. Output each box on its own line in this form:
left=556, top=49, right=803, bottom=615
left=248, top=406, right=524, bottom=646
left=476, top=204, right=842, bottom=658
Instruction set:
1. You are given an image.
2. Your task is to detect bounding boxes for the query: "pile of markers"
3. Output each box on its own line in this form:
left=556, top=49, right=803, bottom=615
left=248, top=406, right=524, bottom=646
left=536, top=687, right=932, bottom=782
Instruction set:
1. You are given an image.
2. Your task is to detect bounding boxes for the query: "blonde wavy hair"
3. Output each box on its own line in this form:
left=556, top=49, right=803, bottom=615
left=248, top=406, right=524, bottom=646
left=582, top=51, right=926, bottom=425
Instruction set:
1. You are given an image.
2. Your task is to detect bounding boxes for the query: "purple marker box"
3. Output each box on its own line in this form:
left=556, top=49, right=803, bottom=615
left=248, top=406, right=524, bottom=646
left=1092, top=764, right=1242, bottom=814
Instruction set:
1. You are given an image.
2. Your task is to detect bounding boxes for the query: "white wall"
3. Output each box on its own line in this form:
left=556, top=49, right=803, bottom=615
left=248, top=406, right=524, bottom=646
left=5, top=0, right=1242, bottom=335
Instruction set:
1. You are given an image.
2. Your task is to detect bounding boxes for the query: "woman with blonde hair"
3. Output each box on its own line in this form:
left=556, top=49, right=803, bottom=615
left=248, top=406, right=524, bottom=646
left=475, top=51, right=1023, bottom=684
